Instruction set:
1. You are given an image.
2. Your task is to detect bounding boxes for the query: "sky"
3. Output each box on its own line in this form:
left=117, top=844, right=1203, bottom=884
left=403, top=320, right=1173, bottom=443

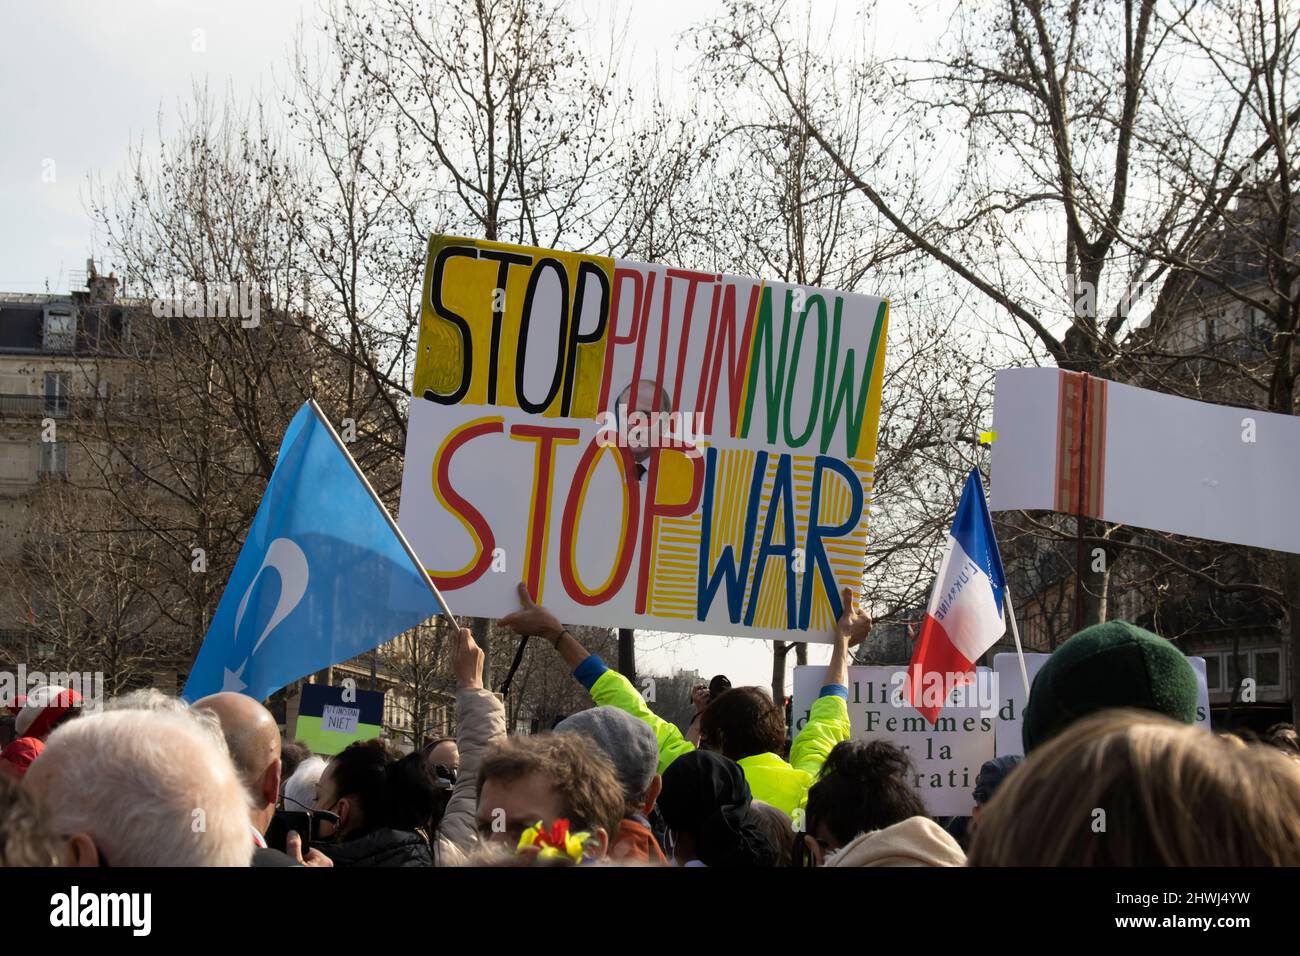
left=0, top=0, right=928, bottom=293
left=0, top=0, right=950, bottom=688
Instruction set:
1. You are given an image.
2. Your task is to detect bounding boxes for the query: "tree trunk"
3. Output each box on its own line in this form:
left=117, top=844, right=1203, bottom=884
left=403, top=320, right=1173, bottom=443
left=617, top=628, right=636, bottom=682
left=1287, top=553, right=1300, bottom=725
left=1228, top=625, right=1243, bottom=725
left=1074, top=517, right=1110, bottom=630
left=771, top=640, right=790, bottom=714
left=470, top=617, right=492, bottom=691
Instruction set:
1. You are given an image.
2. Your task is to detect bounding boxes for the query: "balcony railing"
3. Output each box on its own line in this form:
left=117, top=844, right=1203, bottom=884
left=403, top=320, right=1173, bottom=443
left=0, top=629, right=31, bottom=647
left=0, top=628, right=194, bottom=663
left=0, top=394, right=71, bottom=418
left=0, top=394, right=128, bottom=420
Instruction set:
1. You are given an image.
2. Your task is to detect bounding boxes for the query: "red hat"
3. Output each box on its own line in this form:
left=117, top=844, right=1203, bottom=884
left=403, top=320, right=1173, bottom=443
left=14, top=685, right=83, bottom=739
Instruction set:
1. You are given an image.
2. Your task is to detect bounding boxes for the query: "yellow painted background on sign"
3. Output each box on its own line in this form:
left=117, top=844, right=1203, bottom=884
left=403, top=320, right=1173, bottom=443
left=414, top=235, right=614, bottom=419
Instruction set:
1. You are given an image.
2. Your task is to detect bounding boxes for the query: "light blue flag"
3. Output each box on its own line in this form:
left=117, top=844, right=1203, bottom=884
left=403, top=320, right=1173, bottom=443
left=182, top=401, right=445, bottom=702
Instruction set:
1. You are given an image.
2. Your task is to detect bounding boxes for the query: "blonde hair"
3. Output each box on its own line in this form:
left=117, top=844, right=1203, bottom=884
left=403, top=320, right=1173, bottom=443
left=969, top=709, right=1300, bottom=866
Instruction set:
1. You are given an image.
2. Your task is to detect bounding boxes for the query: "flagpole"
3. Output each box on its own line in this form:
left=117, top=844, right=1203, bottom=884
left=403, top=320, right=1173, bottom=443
left=1003, top=587, right=1031, bottom=697
left=971, top=447, right=1031, bottom=699
left=306, top=399, right=460, bottom=630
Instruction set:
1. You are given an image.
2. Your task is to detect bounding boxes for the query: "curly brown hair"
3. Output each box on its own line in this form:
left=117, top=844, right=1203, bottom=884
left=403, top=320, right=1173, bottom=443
left=479, top=732, right=625, bottom=839
left=700, top=686, right=786, bottom=761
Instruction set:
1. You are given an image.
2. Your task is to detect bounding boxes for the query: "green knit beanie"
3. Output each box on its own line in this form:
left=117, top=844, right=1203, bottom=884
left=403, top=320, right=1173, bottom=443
left=1022, top=621, right=1199, bottom=753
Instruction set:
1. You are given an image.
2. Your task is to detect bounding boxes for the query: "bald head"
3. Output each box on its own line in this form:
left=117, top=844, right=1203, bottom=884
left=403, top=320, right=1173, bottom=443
left=193, top=693, right=282, bottom=829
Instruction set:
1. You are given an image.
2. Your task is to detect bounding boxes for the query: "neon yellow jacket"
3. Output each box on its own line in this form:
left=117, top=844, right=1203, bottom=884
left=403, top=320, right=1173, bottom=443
left=577, top=659, right=850, bottom=816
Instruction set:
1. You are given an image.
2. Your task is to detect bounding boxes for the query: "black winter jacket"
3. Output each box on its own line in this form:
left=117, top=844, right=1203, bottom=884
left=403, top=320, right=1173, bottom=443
left=319, top=828, right=433, bottom=867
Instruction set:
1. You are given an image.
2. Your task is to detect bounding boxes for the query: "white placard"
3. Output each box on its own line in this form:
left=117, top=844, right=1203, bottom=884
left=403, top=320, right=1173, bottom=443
left=989, top=367, right=1300, bottom=554
left=792, top=664, right=996, bottom=817
left=322, top=703, right=361, bottom=734
left=992, top=652, right=1211, bottom=757
left=398, top=236, right=890, bottom=645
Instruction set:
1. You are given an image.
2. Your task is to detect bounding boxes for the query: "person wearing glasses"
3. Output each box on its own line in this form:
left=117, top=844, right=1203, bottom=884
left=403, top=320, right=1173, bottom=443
left=309, top=627, right=503, bottom=867
left=423, top=736, right=459, bottom=775
left=474, top=731, right=625, bottom=862
left=311, top=739, right=436, bottom=867
left=193, top=691, right=334, bottom=868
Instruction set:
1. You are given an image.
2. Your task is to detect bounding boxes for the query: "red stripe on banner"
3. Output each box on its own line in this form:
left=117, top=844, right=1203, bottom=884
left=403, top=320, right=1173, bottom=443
left=904, top=613, right=976, bottom=724
left=1054, top=371, right=1108, bottom=519
left=1087, top=377, right=1107, bottom=518
left=1054, top=372, right=1080, bottom=512
left=1078, top=375, right=1094, bottom=519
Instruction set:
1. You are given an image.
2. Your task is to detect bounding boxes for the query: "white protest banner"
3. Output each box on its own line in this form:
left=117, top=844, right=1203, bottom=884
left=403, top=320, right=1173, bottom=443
left=792, top=664, right=996, bottom=816
left=398, top=235, right=889, bottom=643
left=988, top=367, right=1300, bottom=553
left=992, top=652, right=1212, bottom=757
left=322, top=704, right=360, bottom=734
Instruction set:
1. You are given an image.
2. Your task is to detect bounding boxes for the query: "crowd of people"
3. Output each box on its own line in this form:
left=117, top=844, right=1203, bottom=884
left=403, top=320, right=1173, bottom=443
left=3, top=582, right=1300, bottom=868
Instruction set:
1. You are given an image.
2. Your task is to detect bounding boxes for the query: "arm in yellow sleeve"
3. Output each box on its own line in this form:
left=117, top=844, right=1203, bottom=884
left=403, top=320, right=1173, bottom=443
left=587, top=666, right=696, bottom=775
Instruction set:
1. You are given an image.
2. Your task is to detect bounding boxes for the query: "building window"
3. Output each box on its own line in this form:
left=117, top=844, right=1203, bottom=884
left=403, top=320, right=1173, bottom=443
left=0, top=441, right=32, bottom=482
left=44, top=372, right=70, bottom=417
left=1209, top=648, right=1284, bottom=693
left=38, top=441, right=68, bottom=479
left=127, top=378, right=147, bottom=413
left=1226, top=652, right=1250, bottom=690
left=1205, top=654, right=1221, bottom=692
left=1248, top=307, right=1272, bottom=347
left=1255, top=650, right=1282, bottom=689
left=43, top=310, right=75, bottom=351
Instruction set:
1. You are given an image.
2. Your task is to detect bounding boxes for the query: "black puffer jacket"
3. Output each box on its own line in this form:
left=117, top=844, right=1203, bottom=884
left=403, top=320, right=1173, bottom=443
left=319, top=828, right=433, bottom=867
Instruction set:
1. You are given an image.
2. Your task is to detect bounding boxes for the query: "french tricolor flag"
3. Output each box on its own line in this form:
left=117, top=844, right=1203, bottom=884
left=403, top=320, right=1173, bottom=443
left=905, top=469, right=1008, bottom=724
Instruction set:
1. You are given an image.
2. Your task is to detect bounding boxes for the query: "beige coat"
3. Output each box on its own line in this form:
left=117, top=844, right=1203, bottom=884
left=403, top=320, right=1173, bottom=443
left=434, top=686, right=506, bottom=866
left=822, top=816, right=966, bottom=868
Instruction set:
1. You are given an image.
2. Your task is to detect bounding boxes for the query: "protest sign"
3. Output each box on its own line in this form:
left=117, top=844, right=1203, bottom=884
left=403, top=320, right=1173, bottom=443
left=792, top=664, right=995, bottom=816
left=992, top=652, right=1212, bottom=757
left=399, top=235, right=889, bottom=643
left=295, top=683, right=385, bottom=756
left=989, top=367, right=1300, bottom=553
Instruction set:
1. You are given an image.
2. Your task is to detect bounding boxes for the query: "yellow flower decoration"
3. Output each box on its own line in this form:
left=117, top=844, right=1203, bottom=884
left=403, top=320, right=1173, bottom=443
left=516, top=819, right=591, bottom=863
